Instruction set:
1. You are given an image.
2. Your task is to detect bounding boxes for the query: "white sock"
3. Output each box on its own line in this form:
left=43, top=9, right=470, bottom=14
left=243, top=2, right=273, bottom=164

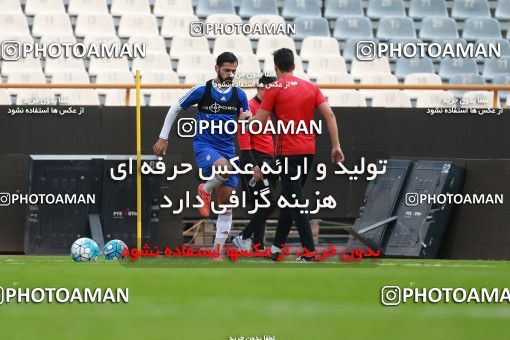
left=271, top=245, right=281, bottom=254
left=213, top=209, right=233, bottom=252
left=204, top=174, right=228, bottom=193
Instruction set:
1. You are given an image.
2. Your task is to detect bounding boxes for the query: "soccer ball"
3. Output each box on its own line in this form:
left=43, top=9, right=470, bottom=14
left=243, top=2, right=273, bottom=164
left=71, top=237, right=99, bottom=262
left=103, top=239, right=128, bottom=260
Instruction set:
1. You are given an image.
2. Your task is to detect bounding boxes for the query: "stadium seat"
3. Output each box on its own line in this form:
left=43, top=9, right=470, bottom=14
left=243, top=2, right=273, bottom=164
left=264, top=54, right=303, bottom=73
left=128, top=35, right=168, bottom=54
left=88, top=57, right=130, bottom=76
left=408, top=0, right=448, bottom=19
left=404, top=72, right=443, bottom=98
left=83, top=34, right=120, bottom=48
left=68, top=0, right=108, bottom=15
left=371, top=91, right=412, bottom=107
left=185, top=71, right=217, bottom=84
left=316, top=73, right=355, bottom=84
left=0, top=89, right=12, bottom=105
left=256, top=35, right=296, bottom=60
left=300, top=37, right=340, bottom=61
left=177, top=54, right=216, bottom=76
left=483, top=57, right=510, bottom=81
left=293, top=17, right=331, bottom=40
left=282, top=0, right=321, bottom=19
left=95, top=70, right=134, bottom=95
left=462, top=18, right=502, bottom=41
left=322, top=90, right=367, bottom=106
left=0, top=13, right=29, bottom=35
left=377, top=17, right=416, bottom=40
left=39, top=34, right=76, bottom=45
left=307, top=56, right=347, bottom=79
left=386, top=37, right=423, bottom=61
left=324, top=0, right=363, bottom=19
left=431, top=37, right=467, bottom=51
left=213, top=35, right=253, bottom=57
left=131, top=53, right=172, bottom=73
left=104, top=90, right=146, bottom=106
left=333, top=16, right=373, bottom=40
left=110, top=0, right=150, bottom=16
left=495, top=0, right=510, bottom=20
left=415, top=90, right=455, bottom=107
left=153, top=0, right=193, bottom=17
left=350, top=57, right=391, bottom=77
left=45, top=56, right=86, bottom=76
left=0, top=33, right=33, bottom=45
left=451, top=0, right=490, bottom=20
left=395, top=57, right=434, bottom=80
left=342, top=38, right=379, bottom=61
left=25, top=0, right=65, bottom=15
left=236, top=53, right=261, bottom=76
left=247, top=15, right=286, bottom=39
left=161, top=14, right=199, bottom=38
left=51, top=70, right=90, bottom=84
left=419, top=17, right=459, bottom=40
left=118, top=14, right=159, bottom=38
left=16, top=90, right=55, bottom=105
left=51, top=71, right=99, bottom=105
left=475, top=39, right=510, bottom=61
left=448, top=73, right=486, bottom=98
left=367, top=0, right=405, bottom=19
left=32, top=13, right=72, bottom=37
left=149, top=89, right=187, bottom=106
left=141, top=70, right=179, bottom=84
left=438, top=57, right=478, bottom=80
left=75, top=13, right=116, bottom=37
left=7, top=70, right=46, bottom=96
left=196, top=0, right=235, bottom=17
left=460, top=91, right=497, bottom=108
left=170, top=36, right=210, bottom=59
left=2, top=58, right=42, bottom=77
left=0, top=0, right=22, bottom=13
left=239, top=0, right=278, bottom=18
left=359, top=74, right=398, bottom=98
left=204, top=14, right=243, bottom=38
left=492, top=73, right=510, bottom=100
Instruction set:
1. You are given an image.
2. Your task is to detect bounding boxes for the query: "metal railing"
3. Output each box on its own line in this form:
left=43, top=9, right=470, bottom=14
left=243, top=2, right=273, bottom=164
left=1, top=83, right=509, bottom=108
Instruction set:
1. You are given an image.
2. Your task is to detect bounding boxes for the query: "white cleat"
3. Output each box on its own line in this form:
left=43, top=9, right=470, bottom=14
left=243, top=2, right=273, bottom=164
left=232, top=235, right=253, bottom=251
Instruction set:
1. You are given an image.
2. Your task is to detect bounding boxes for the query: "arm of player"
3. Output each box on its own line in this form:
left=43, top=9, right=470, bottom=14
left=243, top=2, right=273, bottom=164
left=249, top=107, right=270, bottom=122
left=318, top=101, right=345, bottom=164
left=153, top=104, right=185, bottom=156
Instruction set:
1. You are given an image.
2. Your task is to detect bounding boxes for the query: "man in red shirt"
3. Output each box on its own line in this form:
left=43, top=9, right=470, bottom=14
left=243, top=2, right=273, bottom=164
left=232, top=75, right=278, bottom=252
left=250, top=48, right=345, bottom=261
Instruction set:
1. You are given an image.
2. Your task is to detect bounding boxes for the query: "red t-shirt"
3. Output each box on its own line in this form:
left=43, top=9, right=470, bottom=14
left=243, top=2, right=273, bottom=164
left=237, top=96, right=275, bottom=156
left=259, top=75, right=326, bottom=156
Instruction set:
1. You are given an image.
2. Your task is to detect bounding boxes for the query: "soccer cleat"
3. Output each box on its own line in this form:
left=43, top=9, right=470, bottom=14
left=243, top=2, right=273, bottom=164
left=197, top=183, right=212, bottom=218
left=209, top=254, right=223, bottom=262
left=296, top=255, right=319, bottom=262
left=232, top=235, right=253, bottom=251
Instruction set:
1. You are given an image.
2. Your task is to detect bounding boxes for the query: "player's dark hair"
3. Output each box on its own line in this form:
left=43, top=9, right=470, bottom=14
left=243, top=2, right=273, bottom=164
left=273, top=48, right=295, bottom=73
left=216, top=52, right=238, bottom=67
left=258, top=75, right=277, bottom=86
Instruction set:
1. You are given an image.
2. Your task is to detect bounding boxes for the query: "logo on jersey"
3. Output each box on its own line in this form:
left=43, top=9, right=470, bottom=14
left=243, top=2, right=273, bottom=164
left=202, top=102, right=238, bottom=114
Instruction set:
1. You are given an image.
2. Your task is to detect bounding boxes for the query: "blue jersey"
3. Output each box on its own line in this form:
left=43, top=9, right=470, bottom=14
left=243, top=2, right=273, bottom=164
left=178, top=80, right=250, bottom=154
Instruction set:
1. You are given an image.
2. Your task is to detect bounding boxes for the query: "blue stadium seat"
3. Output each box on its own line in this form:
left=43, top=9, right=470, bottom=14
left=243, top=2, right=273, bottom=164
left=495, top=0, right=510, bottom=20
left=483, top=57, right=510, bottom=81
left=367, top=0, right=405, bottom=19
left=395, top=57, right=434, bottom=80
left=196, top=0, right=235, bottom=17
left=333, top=16, right=373, bottom=40
left=491, top=73, right=510, bottom=100
left=419, top=17, right=459, bottom=40
left=294, top=17, right=331, bottom=40
left=475, top=39, right=510, bottom=60
left=451, top=0, right=490, bottom=20
left=439, top=57, right=478, bottom=80
left=448, top=73, right=486, bottom=98
left=377, top=17, right=416, bottom=40
left=409, top=0, right=448, bottom=19
left=342, top=38, right=380, bottom=61
left=324, top=0, right=363, bottom=19
left=387, top=37, right=423, bottom=61
left=239, top=0, right=278, bottom=18
left=462, top=18, right=502, bottom=41
left=282, top=0, right=321, bottom=19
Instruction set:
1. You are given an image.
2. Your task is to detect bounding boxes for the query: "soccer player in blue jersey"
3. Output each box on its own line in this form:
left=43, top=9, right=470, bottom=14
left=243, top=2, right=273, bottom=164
left=153, top=52, right=250, bottom=260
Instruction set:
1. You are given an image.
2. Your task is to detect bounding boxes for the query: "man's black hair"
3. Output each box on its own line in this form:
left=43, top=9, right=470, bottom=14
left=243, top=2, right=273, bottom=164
left=216, top=52, right=238, bottom=67
left=273, top=48, right=295, bottom=73
left=258, top=75, right=278, bottom=86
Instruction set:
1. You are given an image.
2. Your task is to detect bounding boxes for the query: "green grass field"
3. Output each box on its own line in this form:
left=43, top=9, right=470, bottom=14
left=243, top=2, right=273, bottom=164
left=0, top=256, right=509, bottom=340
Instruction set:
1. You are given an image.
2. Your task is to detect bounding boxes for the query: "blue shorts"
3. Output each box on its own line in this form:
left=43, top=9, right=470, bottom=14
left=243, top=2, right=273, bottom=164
left=194, top=145, right=238, bottom=189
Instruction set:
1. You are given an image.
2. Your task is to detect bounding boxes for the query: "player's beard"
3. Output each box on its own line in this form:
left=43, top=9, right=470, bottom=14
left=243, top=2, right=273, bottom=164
left=217, top=71, right=234, bottom=88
